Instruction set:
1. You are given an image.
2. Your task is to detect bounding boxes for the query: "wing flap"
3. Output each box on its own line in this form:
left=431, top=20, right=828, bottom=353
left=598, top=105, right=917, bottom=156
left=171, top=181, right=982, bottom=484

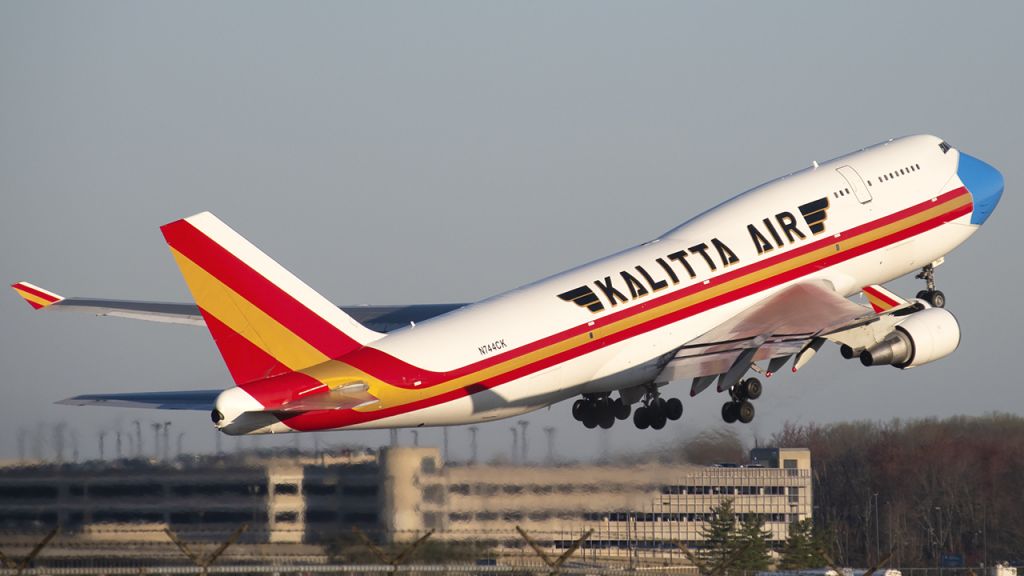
left=656, top=280, right=878, bottom=385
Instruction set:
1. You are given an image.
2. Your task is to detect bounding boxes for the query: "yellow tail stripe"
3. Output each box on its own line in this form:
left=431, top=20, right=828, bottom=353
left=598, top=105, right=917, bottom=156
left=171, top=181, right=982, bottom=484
left=170, top=248, right=330, bottom=371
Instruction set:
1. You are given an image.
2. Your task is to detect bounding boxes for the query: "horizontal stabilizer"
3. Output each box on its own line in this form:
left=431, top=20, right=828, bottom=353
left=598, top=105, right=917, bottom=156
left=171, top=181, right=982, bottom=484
left=57, top=390, right=222, bottom=410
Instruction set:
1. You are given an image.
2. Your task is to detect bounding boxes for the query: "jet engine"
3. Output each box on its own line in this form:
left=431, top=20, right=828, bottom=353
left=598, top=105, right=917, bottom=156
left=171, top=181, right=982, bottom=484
left=859, top=308, right=960, bottom=369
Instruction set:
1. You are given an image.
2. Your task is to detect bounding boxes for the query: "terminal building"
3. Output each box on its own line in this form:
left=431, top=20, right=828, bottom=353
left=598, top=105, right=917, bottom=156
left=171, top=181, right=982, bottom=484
left=0, top=446, right=811, bottom=559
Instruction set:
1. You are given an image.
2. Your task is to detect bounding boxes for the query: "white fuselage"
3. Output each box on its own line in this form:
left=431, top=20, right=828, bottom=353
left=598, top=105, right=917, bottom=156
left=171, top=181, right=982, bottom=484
left=328, top=135, right=976, bottom=430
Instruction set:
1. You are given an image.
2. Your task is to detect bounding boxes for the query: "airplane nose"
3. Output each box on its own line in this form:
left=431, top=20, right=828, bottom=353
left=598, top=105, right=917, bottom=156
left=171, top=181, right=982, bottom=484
left=958, top=152, right=1004, bottom=225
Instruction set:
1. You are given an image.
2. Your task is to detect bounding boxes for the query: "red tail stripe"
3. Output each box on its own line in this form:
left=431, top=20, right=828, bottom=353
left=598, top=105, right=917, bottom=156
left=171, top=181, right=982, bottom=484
left=14, top=283, right=60, bottom=303
left=162, top=219, right=362, bottom=359
left=200, top=309, right=294, bottom=385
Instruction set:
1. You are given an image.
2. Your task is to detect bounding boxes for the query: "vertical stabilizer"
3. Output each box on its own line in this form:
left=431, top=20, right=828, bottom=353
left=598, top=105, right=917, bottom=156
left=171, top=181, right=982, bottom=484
left=161, top=212, right=383, bottom=384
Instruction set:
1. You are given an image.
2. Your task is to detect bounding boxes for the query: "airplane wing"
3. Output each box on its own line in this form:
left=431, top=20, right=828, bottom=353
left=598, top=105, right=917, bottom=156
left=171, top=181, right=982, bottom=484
left=654, top=280, right=918, bottom=396
left=10, top=282, right=465, bottom=333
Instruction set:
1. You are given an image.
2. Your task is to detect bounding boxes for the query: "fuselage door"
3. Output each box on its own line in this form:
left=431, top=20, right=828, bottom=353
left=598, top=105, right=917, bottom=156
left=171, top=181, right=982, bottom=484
left=836, top=165, right=872, bottom=204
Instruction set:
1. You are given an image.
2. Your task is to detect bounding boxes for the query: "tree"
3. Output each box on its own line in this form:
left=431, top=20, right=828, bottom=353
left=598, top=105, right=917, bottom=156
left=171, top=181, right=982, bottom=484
left=734, top=514, right=773, bottom=571
left=699, top=499, right=741, bottom=568
left=779, top=519, right=826, bottom=569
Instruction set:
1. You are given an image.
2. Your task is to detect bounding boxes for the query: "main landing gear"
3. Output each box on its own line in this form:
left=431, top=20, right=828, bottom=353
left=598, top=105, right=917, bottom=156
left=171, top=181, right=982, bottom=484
left=572, top=389, right=683, bottom=430
left=572, top=395, right=631, bottom=429
left=633, top=393, right=683, bottom=431
left=721, top=377, right=761, bottom=425
left=915, top=263, right=946, bottom=308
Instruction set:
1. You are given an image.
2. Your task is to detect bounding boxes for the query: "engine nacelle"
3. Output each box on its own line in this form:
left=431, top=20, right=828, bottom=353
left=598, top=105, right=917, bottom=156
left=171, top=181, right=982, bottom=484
left=859, top=308, right=960, bottom=369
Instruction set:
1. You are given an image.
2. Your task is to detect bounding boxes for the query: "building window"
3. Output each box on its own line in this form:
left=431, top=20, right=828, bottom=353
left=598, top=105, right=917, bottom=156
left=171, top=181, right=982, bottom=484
left=274, top=483, right=298, bottom=495
left=275, top=511, right=298, bottom=523
left=423, top=484, right=445, bottom=504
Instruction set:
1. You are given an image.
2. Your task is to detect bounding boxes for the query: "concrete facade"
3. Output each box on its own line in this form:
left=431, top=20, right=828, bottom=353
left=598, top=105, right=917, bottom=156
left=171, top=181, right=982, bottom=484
left=0, top=447, right=811, bottom=556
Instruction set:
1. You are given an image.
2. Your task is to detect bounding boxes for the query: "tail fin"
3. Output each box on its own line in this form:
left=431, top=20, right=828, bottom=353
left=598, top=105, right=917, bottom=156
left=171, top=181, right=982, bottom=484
left=161, top=212, right=384, bottom=384
left=11, top=281, right=63, bottom=310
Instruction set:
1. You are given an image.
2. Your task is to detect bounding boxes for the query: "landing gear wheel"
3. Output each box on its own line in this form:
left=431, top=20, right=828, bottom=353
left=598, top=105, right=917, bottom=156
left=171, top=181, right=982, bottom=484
left=741, top=378, right=762, bottom=400
left=650, top=407, right=667, bottom=430
left=737, top=401, right=755, bottom=424
left=572, top=399, right=587, bottom=421
left=722, top=402, right=738, bottom=424
left=583, top=415, right=598, bottom=429
left=665, top=398, right=684, bottom=421
left=599, top=411, right=615, bottom=429
left=613, top=398, right=631, bottom=420
left=916, top=289, right=946, bottom=308
left=634, top=407, right=650, bottom=430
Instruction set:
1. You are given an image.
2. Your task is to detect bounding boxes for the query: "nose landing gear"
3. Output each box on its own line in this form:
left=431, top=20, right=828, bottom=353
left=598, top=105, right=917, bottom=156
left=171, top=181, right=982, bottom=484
left=915, top=263, right=946, bottom=308
left=721, top=377, right=761, bottom=424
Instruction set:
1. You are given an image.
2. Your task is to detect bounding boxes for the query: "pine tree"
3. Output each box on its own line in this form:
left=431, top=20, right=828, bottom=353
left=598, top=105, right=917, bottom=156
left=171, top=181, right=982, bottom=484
left=699, top=498, right=740, bottom=569
left=779, top=519, right=826, bottom=569
left=733, top=513, right=774, bottom=571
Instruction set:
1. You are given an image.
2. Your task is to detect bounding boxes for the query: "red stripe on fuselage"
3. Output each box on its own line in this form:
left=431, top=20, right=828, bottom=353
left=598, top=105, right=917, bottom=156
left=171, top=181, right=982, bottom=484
left=279, top=188, right=972, bottom=430
left=162, top=219, right=363, bottom=359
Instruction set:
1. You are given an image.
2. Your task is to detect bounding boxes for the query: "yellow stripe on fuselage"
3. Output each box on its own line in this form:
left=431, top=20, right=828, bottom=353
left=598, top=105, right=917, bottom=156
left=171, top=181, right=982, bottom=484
left=169, top=247, right=330, bottom=371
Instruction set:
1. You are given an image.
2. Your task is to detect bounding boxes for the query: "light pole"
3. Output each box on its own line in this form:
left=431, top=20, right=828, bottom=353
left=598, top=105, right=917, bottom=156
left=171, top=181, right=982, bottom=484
left=517, top=420, right=529, bottom=463
left=873, top=492, right=880, bottom=565
left=468, top=426, right=478, bottom=464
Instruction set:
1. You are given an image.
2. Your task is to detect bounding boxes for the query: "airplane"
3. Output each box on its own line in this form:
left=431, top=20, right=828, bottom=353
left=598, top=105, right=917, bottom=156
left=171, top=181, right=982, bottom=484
left=12, top=135, right=1003, bottom=434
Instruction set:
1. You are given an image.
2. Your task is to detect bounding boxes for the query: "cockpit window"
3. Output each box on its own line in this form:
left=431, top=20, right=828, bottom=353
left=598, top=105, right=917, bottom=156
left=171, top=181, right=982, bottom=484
left=939, top=141, right=951, bottom=154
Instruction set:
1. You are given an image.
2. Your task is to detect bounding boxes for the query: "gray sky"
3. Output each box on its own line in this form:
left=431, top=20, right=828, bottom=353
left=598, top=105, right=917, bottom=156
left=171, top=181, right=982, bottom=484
left=2, top=1, right=1021, bottom=463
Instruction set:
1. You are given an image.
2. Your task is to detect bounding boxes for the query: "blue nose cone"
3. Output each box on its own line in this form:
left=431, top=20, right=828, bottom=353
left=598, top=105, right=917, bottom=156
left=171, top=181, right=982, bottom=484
left=958, top=152, right=1004, bottom=225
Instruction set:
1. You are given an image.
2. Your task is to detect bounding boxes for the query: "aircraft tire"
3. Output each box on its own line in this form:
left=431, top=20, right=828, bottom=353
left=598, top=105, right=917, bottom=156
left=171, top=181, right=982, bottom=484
left=572, top=399, right=587, bottom=421
left=738, top=401, right=755, bottom=424
left=583, top=415, right=598, bottom=429
left=650, top=407, right=667, bottom=430
left=666, top=398, right=683, bottom=421
left=613, top=398, right=631, bottom=420
left=634, top=407, right=650, bottom=430
left=917, top=289, right=947, bottom=308
left=743, top=378, right=762, bottom=400
left=722, top=402, right=738, bottom=424
left=599, top=411, right=615, bottom=429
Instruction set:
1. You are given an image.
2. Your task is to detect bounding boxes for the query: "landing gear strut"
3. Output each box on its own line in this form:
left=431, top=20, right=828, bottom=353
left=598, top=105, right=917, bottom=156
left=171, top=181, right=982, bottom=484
left=721, top=377, right=760, bottom=424
left=632, top=387, right=683, bottom=431
left=915, top=264, right=946, bottom=308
